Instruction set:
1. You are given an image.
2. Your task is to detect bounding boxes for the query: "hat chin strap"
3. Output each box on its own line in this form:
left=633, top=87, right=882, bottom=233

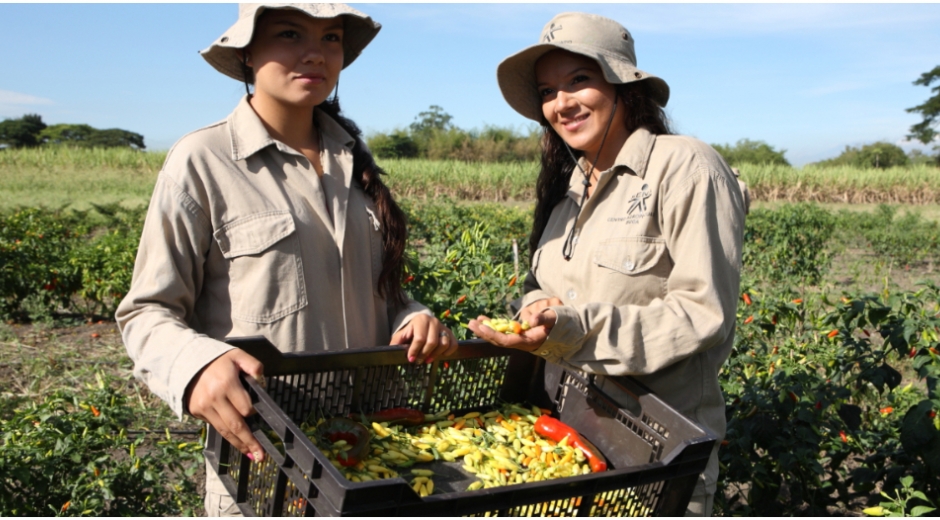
left=561, top=94, right=619, bottom=261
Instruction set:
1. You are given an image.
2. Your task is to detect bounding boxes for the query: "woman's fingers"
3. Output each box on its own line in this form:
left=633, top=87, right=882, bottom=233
left=185, top=349, right=265, bottom=460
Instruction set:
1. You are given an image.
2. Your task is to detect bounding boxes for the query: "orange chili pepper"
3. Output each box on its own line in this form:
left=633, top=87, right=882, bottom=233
left=839, top=431, right=848, bottom=443
left=441, top=309, right=451, bottom=318
left=792, top=298, right=803, bottom=304
left=508, top=275, right=517, bottom=287
left=880, top=407, right=894, bottom=415
left=743, top=316, right=754, bottom=325
left=742, top=293, right=752, bottom=305
left=91, top=405, right=100, bottom=417
left=827, top=329, right=839, bottom=338
left=456, top=295, right=467, bottom=305
left=61, top=501, right=71, bottom=512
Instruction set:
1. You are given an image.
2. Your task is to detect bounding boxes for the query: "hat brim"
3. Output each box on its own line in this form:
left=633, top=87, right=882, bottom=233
left=497, top=42, right=670, bottom=123
left=200, top=4, right=381, bottom=83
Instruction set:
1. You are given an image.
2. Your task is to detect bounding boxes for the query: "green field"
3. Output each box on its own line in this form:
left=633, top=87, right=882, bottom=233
left=2, top=147, right=939, bottom=210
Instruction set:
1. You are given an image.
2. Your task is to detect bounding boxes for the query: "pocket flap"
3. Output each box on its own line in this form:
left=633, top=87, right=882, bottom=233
left=214, top=211, right=296, bottom=259
left=593, top=237, right=666, bottom=275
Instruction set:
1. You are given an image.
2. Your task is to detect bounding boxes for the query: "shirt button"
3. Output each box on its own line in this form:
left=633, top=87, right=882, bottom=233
left=623, top=260, right=635, bottom=271
left=567, top=290, right=577, bottom=300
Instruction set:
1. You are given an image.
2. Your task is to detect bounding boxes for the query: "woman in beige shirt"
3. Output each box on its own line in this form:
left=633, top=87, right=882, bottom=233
left=116, top=4, right=455, bottom=514
left=469, top=12, right=745, bottom=516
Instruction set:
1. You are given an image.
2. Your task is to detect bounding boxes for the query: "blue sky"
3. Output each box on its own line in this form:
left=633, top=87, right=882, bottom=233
left=2, top=3, right=939, bottom=166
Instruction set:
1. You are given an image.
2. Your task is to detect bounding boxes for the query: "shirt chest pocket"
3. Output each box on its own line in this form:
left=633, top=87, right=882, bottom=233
left=593, top=236, right=668, bottom=277
left=214, top=211, right=308, bottom=323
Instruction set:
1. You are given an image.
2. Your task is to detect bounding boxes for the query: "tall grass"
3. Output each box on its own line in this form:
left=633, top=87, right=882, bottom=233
left=738, top=163, right=940, bottom=204
left=379, top=159, right=537, bottom=201
left=2, top=147, right=939, bottom=210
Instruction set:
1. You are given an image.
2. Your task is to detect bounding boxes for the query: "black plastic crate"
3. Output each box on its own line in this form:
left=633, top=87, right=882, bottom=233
left=204, top=338, right=716, bottom=516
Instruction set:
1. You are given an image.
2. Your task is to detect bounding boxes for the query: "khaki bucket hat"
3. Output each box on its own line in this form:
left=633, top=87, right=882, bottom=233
left=200, top=3, right=381, bottom=82
left=497, top=12, right=670, bottom=122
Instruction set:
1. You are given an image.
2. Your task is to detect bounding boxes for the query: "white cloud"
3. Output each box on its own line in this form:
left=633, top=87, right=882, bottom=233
left=0, top=89, right=54, bottom=106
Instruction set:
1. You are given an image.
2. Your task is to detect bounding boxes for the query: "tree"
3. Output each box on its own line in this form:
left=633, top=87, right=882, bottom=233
left=367, top=129, right=418, bottom=159
left=0, top=113, right=47, bottom=148
left=906, top=65, right=940, bottom=145
left=815, top=141, right=909, bottom=169
left=40, top=123, right=145, bottom=150
left=409, top=105, right=453, bottom=136
left=712, top=139, right=790, bottom=166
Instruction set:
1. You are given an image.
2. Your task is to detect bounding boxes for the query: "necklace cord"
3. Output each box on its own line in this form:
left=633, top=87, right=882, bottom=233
left=561, top=95, right=620, bottom=260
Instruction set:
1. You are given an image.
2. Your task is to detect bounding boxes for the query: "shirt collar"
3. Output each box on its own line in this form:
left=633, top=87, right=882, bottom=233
left=228, top=95, right=357, bottom=161
left=567, top=127, right=657, bottom=199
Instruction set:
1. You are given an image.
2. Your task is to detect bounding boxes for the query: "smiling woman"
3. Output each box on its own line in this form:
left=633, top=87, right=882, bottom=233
left=469, top=11, right=746, bottom=517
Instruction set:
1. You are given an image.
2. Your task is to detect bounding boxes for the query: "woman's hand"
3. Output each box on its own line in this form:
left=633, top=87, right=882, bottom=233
left=184, top=349, right=265, bottom=462
left=519, top=297, right=563, bottom=328
left=391, top=314, right=458, bottom=364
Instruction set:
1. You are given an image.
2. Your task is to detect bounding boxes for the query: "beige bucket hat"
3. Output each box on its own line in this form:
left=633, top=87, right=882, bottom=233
left=497, top=12, right=670, bottom=122
left=200, top=3, right=381, bottom=82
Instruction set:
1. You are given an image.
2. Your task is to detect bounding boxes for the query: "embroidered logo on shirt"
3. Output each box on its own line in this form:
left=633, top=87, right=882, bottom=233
left=627, top=184, right=651, bottom=215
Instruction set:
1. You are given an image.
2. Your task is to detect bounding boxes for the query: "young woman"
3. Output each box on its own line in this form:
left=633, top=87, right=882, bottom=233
left=469, top=12, right=746, bottom=516
left=116, top=4, right=456, bottom=515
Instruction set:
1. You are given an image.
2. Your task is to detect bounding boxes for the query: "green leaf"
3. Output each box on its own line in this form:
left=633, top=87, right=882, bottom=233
left=911, top=506, right=937, bottom=517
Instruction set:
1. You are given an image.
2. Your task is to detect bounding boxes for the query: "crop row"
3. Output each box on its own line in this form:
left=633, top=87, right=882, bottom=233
left=1, top=201, right=939, bottom=515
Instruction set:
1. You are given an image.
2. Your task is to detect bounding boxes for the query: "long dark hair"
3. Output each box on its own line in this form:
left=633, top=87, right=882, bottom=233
left=318, top=96, right=409, bottom=307
left=529, top=80, right=673, bottom=258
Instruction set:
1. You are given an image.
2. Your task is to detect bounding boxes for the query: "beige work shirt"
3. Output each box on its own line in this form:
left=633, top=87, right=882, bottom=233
left=116, top=96, right=430, bottom=419
left=521, top=128, right=745, bottom=494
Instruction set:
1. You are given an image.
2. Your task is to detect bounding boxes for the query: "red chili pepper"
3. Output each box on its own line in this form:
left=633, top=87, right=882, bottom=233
left=456, top=295, right=467, bottom=305
left=508, top=275, right=517, bottom=287
left=743, top=316, right=754, bottom=325
left=880, top=407, right=894, bottom=415
left=534, top=415, right=607, bottom=472
left=930, top=347, right=939, bottom=355
left=910, top=348, right=918, bottom=358
left=404, top=275, right=415, bottom=284
left=720, top=440, right=729, bottom=447
left=839, top=431, right=848, bottom=443
left=929, top=410, right=937, bottom=419
left=788, top=391, right=799, bottom=403
left=443, top=361, right=450, bottom=369
left=815, top=401, right=822, bottom=411
left=320, top=418, right=372, bottom=467
left=350, top=407, right=426, bottom=427
left=771, top=315, right=778, bottom=325
left=441, top=309, right=451, bottom=318
left=742, top=293, right=752, bottom=306
left=827, top=329, right=839, bottom=338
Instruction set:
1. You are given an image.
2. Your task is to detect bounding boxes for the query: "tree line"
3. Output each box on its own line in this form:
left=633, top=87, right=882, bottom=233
left=0, top=114, right=145, bottom=150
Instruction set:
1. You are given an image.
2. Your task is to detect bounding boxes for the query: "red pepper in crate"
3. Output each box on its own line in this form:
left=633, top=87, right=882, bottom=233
left=321, top=418, right=372, bottom=467
left=534, top=415, right=607, bottom=472
left=350, top=407, right=426, bottom=427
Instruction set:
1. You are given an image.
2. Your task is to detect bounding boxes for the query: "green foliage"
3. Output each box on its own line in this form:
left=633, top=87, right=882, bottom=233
left=743, top=202, right=836, bottom=287
left=721, top=283, right=940, bottom=516
left=0, top=205, right=143, bottom=321
left=402, top=200, right=531, bottom=338
left=40, top=124, right=146, bottom=150
left=368, top=129, right=419, bottom=159
left=0, top=113, right=48, bottom=148
left=368, top=106, right=540, bottom=162
left=845, top=205, right=940, bottom=269
left=0, top=373, right=204, bottom=516
left=816, top=141, right=911, bottom=169
left=712, top=138, right=790, bottom=166
left=0, top=114, right=145, bottom=151
left=906, top=65, right=940, bottom=146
